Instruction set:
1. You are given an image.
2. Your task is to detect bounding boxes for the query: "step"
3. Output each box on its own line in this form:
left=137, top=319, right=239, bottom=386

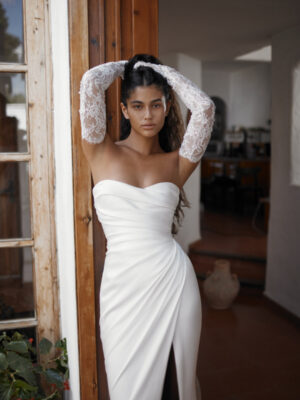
left=189, top=250, right=266, bottom=289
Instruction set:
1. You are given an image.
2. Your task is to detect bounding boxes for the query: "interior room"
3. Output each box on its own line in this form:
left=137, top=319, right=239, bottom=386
left=0, top=1, right=299, bottom=398
left=159, top=1, right=300, bottom=398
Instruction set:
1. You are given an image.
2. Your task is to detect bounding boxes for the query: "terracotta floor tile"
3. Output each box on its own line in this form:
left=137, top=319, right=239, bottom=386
left=194, top=209, right=300, bottom=399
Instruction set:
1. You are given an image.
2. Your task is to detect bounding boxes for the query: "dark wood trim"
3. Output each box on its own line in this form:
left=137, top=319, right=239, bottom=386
left=105, top=0, right=122, bottom=141
left=88, top=0, right=109, bottom=397
left=120, top=0, right=133, bottom=57
left=132, top=0, right=158, bottom=56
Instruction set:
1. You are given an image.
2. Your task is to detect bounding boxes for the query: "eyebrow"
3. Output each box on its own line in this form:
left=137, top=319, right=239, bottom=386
left=130, top=98, right=163, bottom=104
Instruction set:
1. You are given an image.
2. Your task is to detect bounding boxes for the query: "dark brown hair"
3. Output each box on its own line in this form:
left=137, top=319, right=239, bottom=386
left=120, top=53, right=190, bottom=235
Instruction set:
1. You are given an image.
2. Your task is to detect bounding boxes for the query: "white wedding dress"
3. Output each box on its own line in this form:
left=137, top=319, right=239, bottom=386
left=93, top=179, right=202, bottom=399
left=79, top=59, right=215, bottom=399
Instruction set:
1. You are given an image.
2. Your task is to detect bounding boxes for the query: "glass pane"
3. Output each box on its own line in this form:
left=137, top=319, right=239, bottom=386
left=0, top=161, right=31, bottom=239
left=0, top=72, right=27, bottom=152
left=0, top=247, right=34, bottom=321
left=0, top=0, right=24, bottom=63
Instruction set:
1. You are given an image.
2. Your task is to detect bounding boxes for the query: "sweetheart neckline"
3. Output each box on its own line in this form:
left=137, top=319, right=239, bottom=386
left=92, top=179, right=181, bottom=193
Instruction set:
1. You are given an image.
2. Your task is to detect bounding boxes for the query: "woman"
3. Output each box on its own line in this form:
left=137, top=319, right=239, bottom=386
left=79, top=54, right=215, bottom=400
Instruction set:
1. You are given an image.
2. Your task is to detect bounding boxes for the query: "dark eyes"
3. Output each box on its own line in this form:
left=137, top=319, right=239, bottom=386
left=133, top=104, right=161, bottom=110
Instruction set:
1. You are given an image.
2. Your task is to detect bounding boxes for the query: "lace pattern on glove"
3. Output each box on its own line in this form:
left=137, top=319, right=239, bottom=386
left=79, top=61, right=127, bottom=144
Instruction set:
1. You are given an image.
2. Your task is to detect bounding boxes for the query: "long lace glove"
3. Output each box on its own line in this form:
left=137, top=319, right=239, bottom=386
left=79, top=60, right=127, bottom=144
left=133, top=61, right=215, bottom=163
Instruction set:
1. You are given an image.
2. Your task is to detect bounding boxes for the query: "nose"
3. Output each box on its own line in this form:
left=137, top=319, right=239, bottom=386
left=144, top=106, right=153, bottom=120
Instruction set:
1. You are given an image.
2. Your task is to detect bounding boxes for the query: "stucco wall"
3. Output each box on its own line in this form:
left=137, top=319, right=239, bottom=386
left=159, top=52, right=203, bottom=252
left=203, top=63, right=271, bottom=130
left=264, top=24, right=300, bottom=318
left=229, top=64, right=271, bottom=129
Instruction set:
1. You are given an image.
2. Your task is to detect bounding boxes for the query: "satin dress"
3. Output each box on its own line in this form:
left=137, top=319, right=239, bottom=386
left=93, top=178, right=202, bottom=400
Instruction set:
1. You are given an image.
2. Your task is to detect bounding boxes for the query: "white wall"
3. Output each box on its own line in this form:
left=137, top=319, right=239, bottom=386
left=203, top=63, right=271, bottom=130
left=159, top=53, right=202, bottom=252
left=235, top=45, right=272, bottom=62
left=202, top=69, right=231, bottom=124
left=49, top=1, right=80, bottom=399
left=291, top=62, right=300, bottom=186
left=264, top=24, right=300, bottom=318
left=230, top=64, right=271, bottom=129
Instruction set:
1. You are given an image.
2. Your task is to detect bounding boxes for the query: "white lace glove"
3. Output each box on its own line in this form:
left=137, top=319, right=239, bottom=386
left=133, top=61, right=215, bottom=163
left=79, top=60, right=127, bottom=143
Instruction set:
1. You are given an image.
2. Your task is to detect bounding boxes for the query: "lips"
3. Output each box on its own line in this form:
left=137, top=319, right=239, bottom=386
left=142, top=124, right=155, bottom=128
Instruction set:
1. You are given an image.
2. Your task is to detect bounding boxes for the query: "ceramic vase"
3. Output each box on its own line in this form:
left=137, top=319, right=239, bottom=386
left=203, top=259, right=240, bottom=309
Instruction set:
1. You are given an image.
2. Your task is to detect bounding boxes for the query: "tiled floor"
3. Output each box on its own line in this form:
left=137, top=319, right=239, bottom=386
left=197, top=285, right=300, bottom=400
left=193, top=208, right=300, bottom=400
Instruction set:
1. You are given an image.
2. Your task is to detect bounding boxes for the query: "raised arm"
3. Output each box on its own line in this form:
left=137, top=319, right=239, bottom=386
left=133, top=61, right=215, bottom=163
left=79, top=60, right=127, bottom=144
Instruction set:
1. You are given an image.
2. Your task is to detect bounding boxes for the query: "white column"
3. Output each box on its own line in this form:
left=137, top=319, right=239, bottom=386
left=49, top=1, right=80, bottom=398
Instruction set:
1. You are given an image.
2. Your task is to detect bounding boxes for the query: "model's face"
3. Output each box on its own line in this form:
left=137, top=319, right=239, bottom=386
left=120, top=85, right=170, bottom=138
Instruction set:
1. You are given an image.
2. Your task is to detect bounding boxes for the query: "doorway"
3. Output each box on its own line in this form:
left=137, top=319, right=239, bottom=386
left=191, top=60, right=271, bottom=290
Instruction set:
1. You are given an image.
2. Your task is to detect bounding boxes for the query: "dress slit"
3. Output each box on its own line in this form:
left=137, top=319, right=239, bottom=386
left=162, top=344, right=179, bottom=399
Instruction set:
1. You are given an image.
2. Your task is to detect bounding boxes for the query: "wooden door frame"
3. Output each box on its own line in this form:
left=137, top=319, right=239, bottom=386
left=69, top=1, right=159, bottom=398
left=0, top=0, right=60, bottom=353
left=68, top=0, right=99, bottom=399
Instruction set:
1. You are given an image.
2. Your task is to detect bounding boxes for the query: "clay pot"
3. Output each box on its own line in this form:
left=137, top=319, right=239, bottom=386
left=203, top=259, right=240, bottom=309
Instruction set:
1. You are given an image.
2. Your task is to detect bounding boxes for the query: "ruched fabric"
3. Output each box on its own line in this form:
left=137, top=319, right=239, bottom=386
left=93, top=179, right=202, bottom=400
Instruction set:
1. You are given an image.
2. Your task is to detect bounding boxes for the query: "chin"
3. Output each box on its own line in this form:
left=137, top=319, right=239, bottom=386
left=137, top=128, right=160, bottom=137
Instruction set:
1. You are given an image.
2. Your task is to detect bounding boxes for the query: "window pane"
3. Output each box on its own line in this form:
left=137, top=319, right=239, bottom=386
left=0, top=72, right=27, bottom=152
left=0, top=0, right=24, bottom=63
left=0, top=161, right=31, bottom=239
left=0, top=247, right=34, bottom=321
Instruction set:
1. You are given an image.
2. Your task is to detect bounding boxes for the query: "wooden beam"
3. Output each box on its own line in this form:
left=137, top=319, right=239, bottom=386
left=88, top=0, right=110, bottom=397
left=120, top=0, right=133, bottom=58
left=88, top=0, right=105, bottom=66
left=68, top=0, right=99, bottom=398
left=0, top=153, right=31, bottom=162
left=0, top=318, right=38, bottom=330
left=132, top=0, right=158, bottom=56
left=0, top=239, right=33, bottom=248
left=105, top=0, right=122, bottom=141
left=25, top=0, right=60, bottom=360
left=0, top=64, right=28, bottom=72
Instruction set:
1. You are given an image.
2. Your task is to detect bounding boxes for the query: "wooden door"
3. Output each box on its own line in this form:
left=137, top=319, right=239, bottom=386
left=69, top=1, right=181, bottom=399
left=89, top=2, right=159, bottom=397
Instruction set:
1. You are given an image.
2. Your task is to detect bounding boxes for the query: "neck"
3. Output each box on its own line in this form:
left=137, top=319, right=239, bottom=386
left=125, top=130, right=163, bottom=156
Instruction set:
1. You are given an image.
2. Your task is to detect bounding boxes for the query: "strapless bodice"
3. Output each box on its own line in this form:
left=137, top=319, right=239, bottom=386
left=92, top=179, right=180, bottom=252
left=91, top=179, right=202, bottom=400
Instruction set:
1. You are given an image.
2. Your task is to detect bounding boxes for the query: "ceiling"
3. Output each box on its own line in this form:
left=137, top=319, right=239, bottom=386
left=159, top=0, right=300, bottom=61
